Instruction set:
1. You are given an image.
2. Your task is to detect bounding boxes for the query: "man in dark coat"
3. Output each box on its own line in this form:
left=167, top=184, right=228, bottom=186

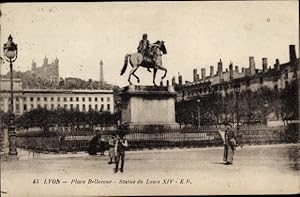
left=114, top=133, right=128, bottom=173
left=137, top=33, right=150, bottom=54
left=223, top=123, right=237, bottom=165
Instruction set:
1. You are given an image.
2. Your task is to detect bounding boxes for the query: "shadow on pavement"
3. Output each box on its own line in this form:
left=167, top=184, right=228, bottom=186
left=287, top=146, right=300, bottom=171
left=211, top=161, right=226, bottom=165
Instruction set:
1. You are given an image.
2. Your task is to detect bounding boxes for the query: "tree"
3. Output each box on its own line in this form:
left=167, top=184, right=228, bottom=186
left=223, top=92, right=235, bottom=123
left=0, top=111, right=10, bottom=129
left=100, top=111, right=115, bottom=127
left=18, top=108, right=55, bottom=134
left=280, top=80, right=298, bottom=123
left=176, top=100, right=196, bottom=127
left=87, top=109, right=99, bottom=128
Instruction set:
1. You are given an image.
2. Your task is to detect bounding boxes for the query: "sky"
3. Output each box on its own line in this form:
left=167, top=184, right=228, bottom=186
left=0, top=1, right=299, bottom=87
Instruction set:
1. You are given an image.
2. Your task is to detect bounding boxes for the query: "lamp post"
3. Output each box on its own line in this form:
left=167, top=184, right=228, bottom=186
left=263, top=102, right=269, bottom=125
left=0, top=56, right=4, bottom=89
left=197, top=98, right=201, bottom=128
left=3, top=34, right=18, bottom=156
left=116, top=100, right=122, bottom=127
left=234, top=83, right=240, bottom=135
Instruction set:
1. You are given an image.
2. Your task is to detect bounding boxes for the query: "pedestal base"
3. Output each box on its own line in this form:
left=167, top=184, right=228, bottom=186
left=119, top=85, right=179, bottom=130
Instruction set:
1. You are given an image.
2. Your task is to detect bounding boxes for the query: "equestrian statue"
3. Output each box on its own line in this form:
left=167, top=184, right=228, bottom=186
left=120, top=33, right=168, bottom=86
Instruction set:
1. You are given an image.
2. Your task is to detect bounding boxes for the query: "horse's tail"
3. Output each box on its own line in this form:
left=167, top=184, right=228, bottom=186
left=120, top=54, right=131, bottom=76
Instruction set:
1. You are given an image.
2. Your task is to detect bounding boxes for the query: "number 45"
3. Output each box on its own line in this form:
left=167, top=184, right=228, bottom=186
left=33, top=179, right=39, bottom=184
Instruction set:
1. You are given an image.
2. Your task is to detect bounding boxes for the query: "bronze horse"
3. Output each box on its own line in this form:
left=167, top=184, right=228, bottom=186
left=120, top=41, right=167, bottom=86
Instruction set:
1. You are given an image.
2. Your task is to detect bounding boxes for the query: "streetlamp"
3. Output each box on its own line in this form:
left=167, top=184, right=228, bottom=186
left=0, top=56, right=4, bottom=89
left=116, top=100, right=122, bottom=128
left=3, top=34, right=18, bottom=156
left=234, top=83, right=240, bottom=135
left=263, top=101, right=269, bottom=125
left=197, top=98, right=201, bottom=128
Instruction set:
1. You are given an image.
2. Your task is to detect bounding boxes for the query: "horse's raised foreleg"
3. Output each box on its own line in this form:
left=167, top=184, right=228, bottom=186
left=162, top=69, right=167, bottom=79
left=153, top=68, right=158, bottom=86
left=157, top=64, right=167, bottom=80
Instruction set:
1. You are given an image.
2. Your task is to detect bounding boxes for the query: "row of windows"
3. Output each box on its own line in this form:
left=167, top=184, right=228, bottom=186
left=30, top=96, right=111, bottom=102
left=185, top=80, right=290, bottom=97
left=1, top=96, right=112, bottom=103
left=22, top=103, right=111, bottom=112
left=187, top=78, right=267, bottom=94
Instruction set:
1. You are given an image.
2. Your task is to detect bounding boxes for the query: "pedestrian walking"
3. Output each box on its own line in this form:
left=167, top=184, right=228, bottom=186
left=114, top=133, right=128, bottom=173
left=223, top=123, right=237, bottom=165
left=108, top=135, right=116, bottom=164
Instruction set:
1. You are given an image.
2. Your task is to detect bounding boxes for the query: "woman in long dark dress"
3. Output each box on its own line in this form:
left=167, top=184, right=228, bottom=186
left=223, top=124, right=237, bottom=165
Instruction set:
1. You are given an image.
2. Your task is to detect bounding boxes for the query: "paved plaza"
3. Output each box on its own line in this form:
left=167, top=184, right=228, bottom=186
left=1, top=144, right=299, bottom=196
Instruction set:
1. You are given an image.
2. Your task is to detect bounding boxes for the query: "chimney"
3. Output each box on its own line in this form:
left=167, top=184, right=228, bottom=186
left=225, top=68, right=228, bottom=72
left=171, top=76, right=176, bottom=86
left=160, top=81, right=163, bottom=86
left=249, top=56, right=255, bottom=75
left=193, top=69, right=198, bottom=82
left=289, top=45, right=297, bottom=62
left=178, top=75, right=183, bottom=86
left=210, top=66, right=214, bottom=77
left=235, top=66, right=239, bottom=73
left=274, top=59, right=280, bottom=70
left=201, top=68, right=206, bottom=80
left=196, top=74, right=199, bottom=81
left=99, top=60, right=104, bottom=89
left=229, top=62, right=233, bottom=79
left=242, top=67, right=245, bottom=73
left=262, top=58, right=268, bottom=73
left=217, top=59, right=223, bottom=76
left=166, top=80, right=169, bottom=86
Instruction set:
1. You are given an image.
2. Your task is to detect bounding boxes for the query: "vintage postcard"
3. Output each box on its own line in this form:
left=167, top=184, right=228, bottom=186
left=0, top=1, right=299, bottom=196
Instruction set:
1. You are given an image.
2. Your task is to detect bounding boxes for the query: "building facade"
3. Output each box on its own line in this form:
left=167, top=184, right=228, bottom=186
left=0, top=79, right=114, bottom=115
left=174, top=45, right=299, bottom=101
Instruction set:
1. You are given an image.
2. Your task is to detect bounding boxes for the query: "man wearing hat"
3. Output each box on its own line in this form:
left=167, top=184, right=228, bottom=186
left=137, top=33, right=151, bottom=72
left=137, top=33, right=150, bottom=54
left=114, top=132, right=128, bottom=173
left=223, top=122, right=237, bottom=165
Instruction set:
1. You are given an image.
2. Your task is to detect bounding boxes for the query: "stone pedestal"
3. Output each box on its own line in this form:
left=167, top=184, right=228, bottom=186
left=119, top=85, right=179, bottom=130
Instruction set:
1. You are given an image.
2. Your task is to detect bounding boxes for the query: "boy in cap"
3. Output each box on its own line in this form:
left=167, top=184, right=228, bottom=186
left=108, top=134, right=116, bottom=164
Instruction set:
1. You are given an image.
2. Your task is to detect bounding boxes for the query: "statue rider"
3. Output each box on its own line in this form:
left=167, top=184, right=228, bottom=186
left=137, top=33, right=151, bottom=72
